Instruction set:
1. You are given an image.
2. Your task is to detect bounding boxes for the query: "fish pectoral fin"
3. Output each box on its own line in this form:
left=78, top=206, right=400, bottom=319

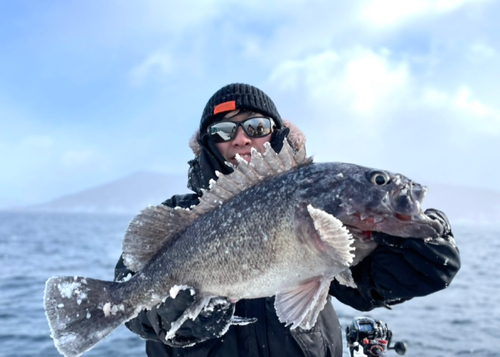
left=307, top=204, right=355, bottom=266
left=275, top=276, right=332, bottom=330
left=334, top=269, right=357, bottom=288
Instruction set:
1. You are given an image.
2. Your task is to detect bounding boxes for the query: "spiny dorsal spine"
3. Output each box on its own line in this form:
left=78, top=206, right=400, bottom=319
left=195, top=140, right=309, bottom=216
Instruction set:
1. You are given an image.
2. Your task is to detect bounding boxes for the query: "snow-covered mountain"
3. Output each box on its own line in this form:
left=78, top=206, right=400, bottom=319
left=17, top=172, right=188, bottom=214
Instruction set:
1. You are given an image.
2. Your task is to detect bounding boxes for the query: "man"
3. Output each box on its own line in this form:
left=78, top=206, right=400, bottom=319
left=115, top=83, right=460, bottom=357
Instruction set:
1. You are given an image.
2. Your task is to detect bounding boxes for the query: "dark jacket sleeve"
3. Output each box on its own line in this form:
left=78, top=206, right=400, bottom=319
left=329, top=209, right=461, bottom=311
left=114, top=193, right=235, bottom=347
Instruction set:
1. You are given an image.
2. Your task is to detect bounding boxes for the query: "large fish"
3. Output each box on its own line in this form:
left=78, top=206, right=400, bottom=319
left=43, top=141, right=442, bottom=357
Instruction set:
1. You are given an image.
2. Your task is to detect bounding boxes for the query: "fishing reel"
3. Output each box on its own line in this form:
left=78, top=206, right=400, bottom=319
left=346, top=317, right=407, bottom=357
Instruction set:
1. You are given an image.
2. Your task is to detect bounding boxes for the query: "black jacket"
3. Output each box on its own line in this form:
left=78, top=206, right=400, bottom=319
left=114, top=128, right=461, bottom=357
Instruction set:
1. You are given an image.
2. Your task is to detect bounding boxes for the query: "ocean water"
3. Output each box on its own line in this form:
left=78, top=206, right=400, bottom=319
left=0, top=211, right=498, bottom=357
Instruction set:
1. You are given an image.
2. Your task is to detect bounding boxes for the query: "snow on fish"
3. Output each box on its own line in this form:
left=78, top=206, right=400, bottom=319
left=43, top=140, right=442, bottom=357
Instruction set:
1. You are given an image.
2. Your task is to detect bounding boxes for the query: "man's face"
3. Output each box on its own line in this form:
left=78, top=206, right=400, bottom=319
left=214, top=110, right=272, bottom=165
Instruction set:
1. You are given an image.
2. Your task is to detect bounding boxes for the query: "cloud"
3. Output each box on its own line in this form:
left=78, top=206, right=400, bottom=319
left=133, top=0, right=224, bottom=33
left=423, top=85, right=500, bottom=134
left=129, top=52, right=173, bottom=86
left=468, top=42, right=497, bottom=62
left=270, top=46, right=410, bottom=122
left=336, top=49, right=409, bottom=115
left=269, top=41, right=499, bottom=138
left=454, top=85, right=494, bottom=118
left=267, top=46, right=416, bottom=170
left=358, top=0, right=488, bottom=28
left=266, top=35, right=499, bottom=192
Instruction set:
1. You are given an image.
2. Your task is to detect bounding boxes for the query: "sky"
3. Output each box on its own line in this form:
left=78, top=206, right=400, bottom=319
left=1, top=0, right=499, bottom=209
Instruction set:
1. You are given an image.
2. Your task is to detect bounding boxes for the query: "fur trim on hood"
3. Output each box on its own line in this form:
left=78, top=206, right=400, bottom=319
left=189, top=119, right=306, bottom=157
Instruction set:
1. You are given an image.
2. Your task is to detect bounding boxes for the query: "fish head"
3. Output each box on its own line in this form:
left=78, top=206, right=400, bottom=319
left=306, top=163, right=443, bottom=240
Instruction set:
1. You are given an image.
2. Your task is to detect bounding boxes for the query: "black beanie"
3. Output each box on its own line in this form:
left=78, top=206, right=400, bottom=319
left=199, top=83, right=283, bottom=134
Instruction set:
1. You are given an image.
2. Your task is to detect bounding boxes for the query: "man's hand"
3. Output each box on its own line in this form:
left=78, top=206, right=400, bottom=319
left=145, top=288, right=235, bottom=347
left=370, top=208, right=460, bottom=300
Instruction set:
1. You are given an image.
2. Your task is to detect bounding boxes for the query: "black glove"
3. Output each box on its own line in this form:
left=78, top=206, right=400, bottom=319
left=117, top=256, right=238, bottom=347
left=370, top=208, right=460, bottom=302
left=270, top=126, right=291, bottom=153
left=330, top=209, right=460, bottom=310
left=143, top=287, right=236, bottom=347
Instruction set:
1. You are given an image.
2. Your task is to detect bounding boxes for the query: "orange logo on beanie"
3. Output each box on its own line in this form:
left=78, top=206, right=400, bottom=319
left=213, top=101, right=236, bottom=115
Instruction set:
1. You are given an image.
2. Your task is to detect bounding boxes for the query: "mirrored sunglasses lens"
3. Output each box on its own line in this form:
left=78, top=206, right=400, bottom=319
left=209, top=122, right=237, bottom=142
left=242, top=118, right=272, bottom=137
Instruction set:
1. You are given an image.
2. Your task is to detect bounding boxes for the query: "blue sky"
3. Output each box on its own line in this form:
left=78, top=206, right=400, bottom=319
left=1, top=0, right=499, bottom=208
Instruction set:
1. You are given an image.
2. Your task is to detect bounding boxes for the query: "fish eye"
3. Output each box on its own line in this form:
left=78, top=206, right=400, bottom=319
left=369, top=171, right=391, bottom=186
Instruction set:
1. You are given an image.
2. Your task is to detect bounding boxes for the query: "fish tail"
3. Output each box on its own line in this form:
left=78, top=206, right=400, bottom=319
left=44, top=276, right=135, bottom=357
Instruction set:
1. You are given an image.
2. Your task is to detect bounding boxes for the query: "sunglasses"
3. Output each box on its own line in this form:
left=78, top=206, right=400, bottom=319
left=207, top=117, right=275, bottom=143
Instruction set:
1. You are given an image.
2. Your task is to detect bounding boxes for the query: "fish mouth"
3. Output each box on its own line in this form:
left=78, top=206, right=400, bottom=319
left=344, top=210, right=443, bottom=240
left=395, top=213, right=412, bottom=221
left=338, top=176, right=442, bottom=239
left=345, top=225, right=373, bottom=243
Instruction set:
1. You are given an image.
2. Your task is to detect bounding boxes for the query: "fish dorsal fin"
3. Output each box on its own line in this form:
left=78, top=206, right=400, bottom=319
left=123, top=140, right=309, bottom=272
left=122, top=204, right=200, bottom=272
left=194, top=140, right=310, bottom=216
left=275, top=276, right=331, bottom=330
